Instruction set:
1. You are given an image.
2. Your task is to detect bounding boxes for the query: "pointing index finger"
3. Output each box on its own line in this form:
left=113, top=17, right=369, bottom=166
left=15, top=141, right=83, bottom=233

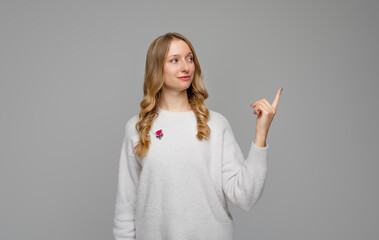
left=272, top=87, right=282, bottom=110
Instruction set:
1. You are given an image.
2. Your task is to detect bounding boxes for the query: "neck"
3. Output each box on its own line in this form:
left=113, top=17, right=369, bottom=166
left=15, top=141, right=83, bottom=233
left=158, top=87, right=191, bottom=112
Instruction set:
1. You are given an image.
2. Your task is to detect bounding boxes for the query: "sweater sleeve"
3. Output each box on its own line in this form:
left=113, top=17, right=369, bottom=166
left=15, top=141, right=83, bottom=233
left=221, top=118, right=269, bottom=211
left=113, top=121, right=141, bottom=240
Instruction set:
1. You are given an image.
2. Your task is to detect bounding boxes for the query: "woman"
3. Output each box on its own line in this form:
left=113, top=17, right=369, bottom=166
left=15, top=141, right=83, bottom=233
left=113, top=32, right=282, bottom=240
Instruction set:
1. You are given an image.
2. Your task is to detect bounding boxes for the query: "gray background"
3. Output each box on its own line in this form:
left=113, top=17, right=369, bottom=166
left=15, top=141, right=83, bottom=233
left=1, top=0, right=378, bottom=239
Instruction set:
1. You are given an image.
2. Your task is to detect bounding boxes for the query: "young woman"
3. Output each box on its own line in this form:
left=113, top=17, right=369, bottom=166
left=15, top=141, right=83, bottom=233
left=113, top=32, right=282, bottom=240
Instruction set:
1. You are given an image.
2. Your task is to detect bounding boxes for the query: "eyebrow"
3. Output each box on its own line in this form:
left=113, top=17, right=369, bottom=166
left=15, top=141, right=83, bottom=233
left=168, top=52, right=193, bottom=58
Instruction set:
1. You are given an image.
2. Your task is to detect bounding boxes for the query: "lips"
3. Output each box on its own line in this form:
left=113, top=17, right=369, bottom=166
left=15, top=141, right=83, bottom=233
left=178, top=76, right=190, bottom=80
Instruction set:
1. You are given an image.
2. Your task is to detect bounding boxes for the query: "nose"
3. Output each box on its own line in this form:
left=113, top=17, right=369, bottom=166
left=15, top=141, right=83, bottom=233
left=181, top=60, right=190, bottom=72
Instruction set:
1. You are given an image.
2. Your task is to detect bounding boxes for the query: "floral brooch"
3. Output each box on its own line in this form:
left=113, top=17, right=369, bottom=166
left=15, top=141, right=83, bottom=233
left=154, top=129, right=164, bottom=140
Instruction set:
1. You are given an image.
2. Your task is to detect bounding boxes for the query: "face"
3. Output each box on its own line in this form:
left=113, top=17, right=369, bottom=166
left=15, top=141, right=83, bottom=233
left=162, top=39, right=195, bottom=92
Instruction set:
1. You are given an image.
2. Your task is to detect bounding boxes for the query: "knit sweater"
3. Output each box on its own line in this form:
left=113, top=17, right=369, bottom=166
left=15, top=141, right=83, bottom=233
left=113, top=107, right=269, bottom=240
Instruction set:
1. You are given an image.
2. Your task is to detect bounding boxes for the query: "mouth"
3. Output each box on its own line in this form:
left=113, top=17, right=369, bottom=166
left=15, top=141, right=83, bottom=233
left=178, top=76, right=190, bottom=80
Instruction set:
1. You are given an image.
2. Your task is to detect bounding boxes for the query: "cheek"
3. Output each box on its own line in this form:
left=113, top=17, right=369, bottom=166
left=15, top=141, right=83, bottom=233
left=164, top=66, right=178, bottom=77
left=190, top=63, right=195, bottom=71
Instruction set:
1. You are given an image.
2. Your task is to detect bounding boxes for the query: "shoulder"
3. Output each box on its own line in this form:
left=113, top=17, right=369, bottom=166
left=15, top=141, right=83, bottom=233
left=208, top=109, right=230, bottom=130
left=124, top=114, right=139, bottom=137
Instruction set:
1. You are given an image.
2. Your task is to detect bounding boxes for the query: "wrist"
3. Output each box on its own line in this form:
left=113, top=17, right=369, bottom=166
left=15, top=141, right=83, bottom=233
left=254, top=134, right=267, bottom=147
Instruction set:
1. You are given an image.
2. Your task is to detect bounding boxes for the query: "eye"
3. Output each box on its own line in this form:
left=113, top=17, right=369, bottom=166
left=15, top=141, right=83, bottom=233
left=187, top=57, right=193, bottom=62
left=170, top=59, right=178, bottom=63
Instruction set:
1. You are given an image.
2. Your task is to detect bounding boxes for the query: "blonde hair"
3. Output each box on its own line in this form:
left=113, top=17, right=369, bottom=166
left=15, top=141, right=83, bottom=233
left=134, top=32, right=210, bottom=158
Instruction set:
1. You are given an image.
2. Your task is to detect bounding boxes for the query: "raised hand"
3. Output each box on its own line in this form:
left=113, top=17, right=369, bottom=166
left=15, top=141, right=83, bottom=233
left=250, top=87, right=282, bottom=146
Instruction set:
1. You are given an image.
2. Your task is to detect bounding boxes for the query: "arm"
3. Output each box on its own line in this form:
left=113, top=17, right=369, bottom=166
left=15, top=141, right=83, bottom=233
left=113, top=122, right=141, bottom=240
left=222, top=119, right=269, bottom=211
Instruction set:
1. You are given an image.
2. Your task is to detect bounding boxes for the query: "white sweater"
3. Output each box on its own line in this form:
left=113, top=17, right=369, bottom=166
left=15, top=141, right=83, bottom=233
left=113, top=107, right=269, bottom=240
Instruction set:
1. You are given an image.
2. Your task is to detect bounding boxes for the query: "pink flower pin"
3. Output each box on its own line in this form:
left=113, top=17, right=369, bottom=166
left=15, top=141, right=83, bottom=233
left=155, top=129, right=164, bottom=140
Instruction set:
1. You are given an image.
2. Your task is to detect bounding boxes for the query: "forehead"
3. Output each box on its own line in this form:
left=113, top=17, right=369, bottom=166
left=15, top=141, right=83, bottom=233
left=167, top=39, right=192, bottom=56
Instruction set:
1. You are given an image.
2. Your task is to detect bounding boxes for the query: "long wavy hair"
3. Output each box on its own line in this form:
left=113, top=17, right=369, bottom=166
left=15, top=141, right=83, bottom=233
left=134, top=32, right=210, bottom=158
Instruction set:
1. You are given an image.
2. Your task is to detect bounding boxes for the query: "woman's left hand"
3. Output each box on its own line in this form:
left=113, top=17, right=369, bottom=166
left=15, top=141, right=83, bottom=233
left=251, top=87, right=282, bottom=139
